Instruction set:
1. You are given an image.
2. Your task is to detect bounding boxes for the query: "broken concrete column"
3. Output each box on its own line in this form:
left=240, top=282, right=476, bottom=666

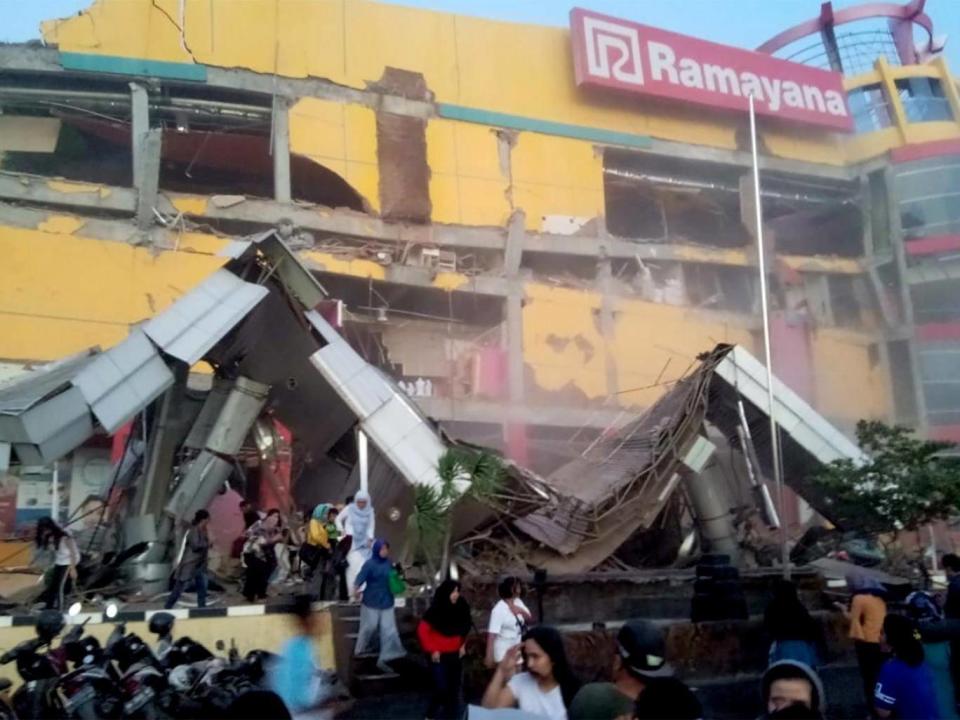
left=272, top=95, right=292, bottom=203
left=130, top=82, right=149, bottom=189
left=682, top=435, right=740, bottom=562
left=135, top=129, right=162, bottom=231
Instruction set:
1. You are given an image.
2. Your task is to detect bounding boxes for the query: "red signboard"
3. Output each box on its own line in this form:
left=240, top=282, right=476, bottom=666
left=570, top=8, right=853, bottom=132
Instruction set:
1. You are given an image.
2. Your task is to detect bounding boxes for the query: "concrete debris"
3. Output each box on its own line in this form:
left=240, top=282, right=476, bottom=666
left=461, top=343, right=864, bottom=574
left=210, top=194, right=246, bottom=208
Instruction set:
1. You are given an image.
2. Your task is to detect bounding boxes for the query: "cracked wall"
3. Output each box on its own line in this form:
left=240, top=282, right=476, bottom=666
left=41, top=0, right=846, bottom=167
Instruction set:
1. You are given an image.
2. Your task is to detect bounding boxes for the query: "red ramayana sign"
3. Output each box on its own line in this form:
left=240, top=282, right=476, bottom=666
left=570, top=8, right=853, bottom=132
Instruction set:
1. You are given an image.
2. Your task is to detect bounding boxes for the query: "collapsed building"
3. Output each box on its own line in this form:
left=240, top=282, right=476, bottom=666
left=0, top=228, right=862, bottom=595
left=0, top=0, right=959, bottom=584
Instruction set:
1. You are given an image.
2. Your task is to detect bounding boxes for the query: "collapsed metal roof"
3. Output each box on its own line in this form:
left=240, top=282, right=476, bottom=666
left=0, top=229, right=552, bottom=551
left=0, top=231, right=449, bottom=500
left=0, top=229, right=865, bottom=571
left=500, top=344, right=865, bottom=573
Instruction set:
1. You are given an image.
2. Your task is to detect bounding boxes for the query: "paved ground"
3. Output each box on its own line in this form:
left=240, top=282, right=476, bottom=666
left=334, top=693, right=428, bottom=720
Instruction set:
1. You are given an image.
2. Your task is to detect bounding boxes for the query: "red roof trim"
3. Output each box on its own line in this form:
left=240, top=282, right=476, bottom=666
left=891, top=139, right=960, bottom=164
left=905, top=234, right=960, bottom=257
left=917, top=322, right=960, bottom=342
left=929, top=425, right=960, bottom=443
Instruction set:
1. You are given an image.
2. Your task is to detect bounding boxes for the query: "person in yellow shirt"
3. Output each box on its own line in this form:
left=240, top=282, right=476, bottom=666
left=300, top=504, right=331, bottom=584
left=838, top=572, right=888, bottom=716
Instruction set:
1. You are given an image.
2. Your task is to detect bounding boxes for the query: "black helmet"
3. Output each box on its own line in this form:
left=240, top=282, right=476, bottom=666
left=35, top=610, right=64, bottom=643
left=148, top=612, right=176, bottom=638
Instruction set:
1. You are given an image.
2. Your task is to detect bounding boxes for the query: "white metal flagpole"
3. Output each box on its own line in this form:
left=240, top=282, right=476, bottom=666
left=748, top=94, right=790, bottom=579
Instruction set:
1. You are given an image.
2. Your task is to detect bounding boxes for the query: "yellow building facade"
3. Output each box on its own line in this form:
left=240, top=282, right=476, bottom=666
left=3, top=0, right=960, bottom=462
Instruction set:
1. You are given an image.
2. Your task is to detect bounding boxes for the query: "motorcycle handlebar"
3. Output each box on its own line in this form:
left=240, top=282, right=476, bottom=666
left=0, top=638, right=44, bottom=664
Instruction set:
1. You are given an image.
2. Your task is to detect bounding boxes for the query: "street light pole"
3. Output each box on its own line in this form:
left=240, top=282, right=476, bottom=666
left=748, top=94, right=790, bottom=580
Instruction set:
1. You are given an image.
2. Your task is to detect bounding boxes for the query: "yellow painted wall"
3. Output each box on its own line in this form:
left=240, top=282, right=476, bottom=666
left=810, top=329, right=891, bottom=423
left=43, top=0, right=846, bottom=170
left=511, top=133, right=605, bottom=232
left=522, top=282, right=890, bottom=424
left=611, top=300, right=756, bottom=408
left=289, top=98, right=380, bottom=212
left=0, top=612, right=335, bottom=688
left=0, top=225, right=225, bottom=362
left=522, top=284, right=608, bottom=399
left=426, top=118, right=511, bottom=227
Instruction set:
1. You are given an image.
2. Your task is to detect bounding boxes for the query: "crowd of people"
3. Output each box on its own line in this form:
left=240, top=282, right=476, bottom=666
left=31, top=498, right=960, bottom=719
left=230, top=494, right=377, bottom=605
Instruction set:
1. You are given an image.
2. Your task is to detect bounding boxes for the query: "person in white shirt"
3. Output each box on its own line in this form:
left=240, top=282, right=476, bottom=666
left=481, top=625, right=581, bottom=720
left=487, top=576, right=534, bottom=666
left=35, top=517, right=80, bottom=610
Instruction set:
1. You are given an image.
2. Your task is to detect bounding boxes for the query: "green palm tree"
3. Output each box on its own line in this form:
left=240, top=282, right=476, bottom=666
left=407, top=448, right=504, bottom=582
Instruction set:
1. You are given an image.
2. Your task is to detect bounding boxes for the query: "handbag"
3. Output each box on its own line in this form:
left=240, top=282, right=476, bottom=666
left=388, top=564, right=407, bottom=596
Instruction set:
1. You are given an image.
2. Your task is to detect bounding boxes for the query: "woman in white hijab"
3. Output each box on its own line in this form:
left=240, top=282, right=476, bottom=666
left=337, top=491, right=375, bottom=593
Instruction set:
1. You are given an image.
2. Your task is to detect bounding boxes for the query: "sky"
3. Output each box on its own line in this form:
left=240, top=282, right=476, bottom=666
left=1, top=0, right=958, bottom=69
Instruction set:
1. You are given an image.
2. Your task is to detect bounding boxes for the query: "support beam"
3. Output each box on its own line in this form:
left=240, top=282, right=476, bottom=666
left=135, top=129, right=162, bottom=231
left=136, top=363, right=189, bottom=519
left=504, top=283, right=528, bottom=464
left=414, top=396, right=624, bottom=428
left=505, top=286, right=525, bottom=406
left=272, top=95, right=292, bottom=203
left=503, top=210, right=526, bottom=276
left=130, top=82, right=149, bottom=190
left=595, top=253, right=619, bottom=397
left=883, top=163, right=929, bottom=430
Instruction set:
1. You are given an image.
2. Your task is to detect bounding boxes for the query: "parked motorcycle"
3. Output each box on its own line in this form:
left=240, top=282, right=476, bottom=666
left=0, top=610, right=75, bottom=719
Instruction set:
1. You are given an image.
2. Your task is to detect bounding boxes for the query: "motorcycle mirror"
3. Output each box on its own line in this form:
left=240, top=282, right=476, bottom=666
left=67, top=602, right=82, bottom=617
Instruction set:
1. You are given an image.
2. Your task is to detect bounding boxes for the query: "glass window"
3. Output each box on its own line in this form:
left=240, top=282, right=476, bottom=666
left=847, top=84, right=893, bottom=133
left=918, top=348, right=960, bottom=382
left=923, top=381, right=960, bottom=413
left=896, top=77, right=954, bottom=123
left=868, top=170, right=890, bottom=253
left=895, top=157, right=960, bottom=240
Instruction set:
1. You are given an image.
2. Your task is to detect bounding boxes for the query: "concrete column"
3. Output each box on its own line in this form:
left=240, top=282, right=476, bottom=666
left=130, top=82, right=149, bottom=189
left=504, top=210, right=526, bottom=276
left=883, top=164, right=929, bottom=431
left=681, top=435, right=739, bottom=562
left=504, top=284, right=528, bottom=465
left=272, top=95, right=292, bottom=203
left=136, top=363, right=189, bottom=519
left=135, top=130, right=162, bottom=230
left=595, top=252, right=619, bottom=397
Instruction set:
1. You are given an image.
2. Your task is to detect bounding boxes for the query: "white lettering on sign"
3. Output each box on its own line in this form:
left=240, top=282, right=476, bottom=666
left=582, top=15, right=644, bottom=86
left=645, top=41, right=846, bottom=117
left=571, top=9, right=852, bottom=131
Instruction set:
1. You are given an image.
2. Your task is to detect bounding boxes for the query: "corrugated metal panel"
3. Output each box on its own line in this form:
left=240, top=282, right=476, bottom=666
left=72, top=329, right=174, bottom=433
left=142, top=269, right=268, bottom=365
left=0, top=351, right=96, bottom=417
left=306, top=310, right=445, bottom=490
left=0, top=353, right=97, bottom=463
left=364, top=396, right=448, bottom=489
left=714, top=344, right=865, bottom=464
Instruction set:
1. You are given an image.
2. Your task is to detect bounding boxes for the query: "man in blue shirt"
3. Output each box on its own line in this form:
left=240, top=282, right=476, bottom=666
left=874, top=657, right=940, bottom=720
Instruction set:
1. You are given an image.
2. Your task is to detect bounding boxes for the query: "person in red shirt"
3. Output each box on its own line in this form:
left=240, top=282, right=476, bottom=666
left=417, top=579, right=473, bottom=720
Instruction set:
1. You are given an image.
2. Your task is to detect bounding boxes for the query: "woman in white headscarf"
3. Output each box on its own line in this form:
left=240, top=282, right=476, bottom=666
left=337, top=491, right=375, bottom=593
